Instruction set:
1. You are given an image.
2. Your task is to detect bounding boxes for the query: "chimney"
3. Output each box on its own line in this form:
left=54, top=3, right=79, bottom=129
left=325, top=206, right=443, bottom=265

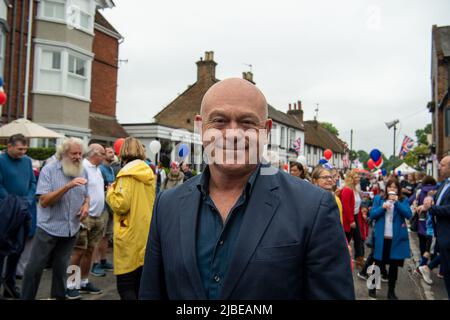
left=289, top=103, right=292, bottom=111
left=287, top=100, right=304, bottom=124
left=196, top=51, right=217, bottom=83
left=242, top=71, right=255, bottom=84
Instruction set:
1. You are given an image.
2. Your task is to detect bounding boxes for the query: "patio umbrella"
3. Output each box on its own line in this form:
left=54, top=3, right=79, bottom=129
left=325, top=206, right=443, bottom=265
left=0, top=118, right=64, bottom=139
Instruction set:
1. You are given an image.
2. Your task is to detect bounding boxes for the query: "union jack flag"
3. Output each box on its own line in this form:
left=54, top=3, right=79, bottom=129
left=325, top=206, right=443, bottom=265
left=294, top=137, right=302, bottom=155
left=399, top=135, right=415, bottom=159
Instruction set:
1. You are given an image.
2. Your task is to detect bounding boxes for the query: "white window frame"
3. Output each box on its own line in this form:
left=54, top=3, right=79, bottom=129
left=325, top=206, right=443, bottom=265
left=38, top=0, right=67, bottom=24
left=0, top=28, right=5, bottom=79
left=288, top=129, right=295, bottom=150
left=33, top=44, right=92, bottom=101
left=37, top=0, right=96, bottom=35
left=280, top=126, right=286, bottom=149
left=270, top=124, right=278, bottom=146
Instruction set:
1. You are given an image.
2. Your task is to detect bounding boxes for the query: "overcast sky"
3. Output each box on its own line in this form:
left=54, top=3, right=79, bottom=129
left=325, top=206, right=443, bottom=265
left=101, top=0, right=450, bottom=157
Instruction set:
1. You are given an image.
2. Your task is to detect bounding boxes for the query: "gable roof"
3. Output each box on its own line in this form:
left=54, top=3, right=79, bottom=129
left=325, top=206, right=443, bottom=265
left=437, top=26, right=450, bottom=57
left=304, top=120, right=346, bottom=154
left=95, top=11, right=122, bottom=39
left=153, top=81, right=303, bottom=131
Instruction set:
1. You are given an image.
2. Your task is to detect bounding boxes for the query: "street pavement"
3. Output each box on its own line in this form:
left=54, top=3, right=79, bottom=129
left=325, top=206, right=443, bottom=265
left=15, top=247, right=120, bottom=300
left=352, top=228, right=449, bottom=300
left=8, top=230, right=449, bottom=300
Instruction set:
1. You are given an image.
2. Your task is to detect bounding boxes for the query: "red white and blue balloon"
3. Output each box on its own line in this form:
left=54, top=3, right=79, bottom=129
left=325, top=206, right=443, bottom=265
left=0, top=77, right=7, bottom=105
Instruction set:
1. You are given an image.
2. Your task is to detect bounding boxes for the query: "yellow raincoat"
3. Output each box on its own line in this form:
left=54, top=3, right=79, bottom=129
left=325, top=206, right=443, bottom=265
left=106, top=159, right=155, bottom=275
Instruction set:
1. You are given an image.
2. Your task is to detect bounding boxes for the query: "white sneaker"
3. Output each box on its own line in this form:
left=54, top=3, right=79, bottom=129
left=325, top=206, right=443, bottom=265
left=418, top=265, right=434, bottom=285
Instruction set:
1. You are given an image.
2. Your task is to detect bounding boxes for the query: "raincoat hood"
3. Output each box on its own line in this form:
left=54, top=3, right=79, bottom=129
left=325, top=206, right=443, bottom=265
left=117, top=160, right=153, bottom=185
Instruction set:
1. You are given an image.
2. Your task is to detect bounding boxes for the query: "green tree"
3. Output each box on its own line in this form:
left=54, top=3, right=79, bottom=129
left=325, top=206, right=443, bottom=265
left=404, top=152, right=418, bottom=168
left=404, top=144, right=430, bottom=169
left=321, top=122, right=339, bottom=136
left=349, top=150, right=358, bottom=162
left=357, top=150, right=370, bottom=168
left=384, top=156, right=403, bottom=173
left=415, top=123, right=432, bottom=146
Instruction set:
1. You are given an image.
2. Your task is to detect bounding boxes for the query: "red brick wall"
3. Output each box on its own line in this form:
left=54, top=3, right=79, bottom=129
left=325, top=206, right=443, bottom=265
left=434, top=59, right=449, bottom=160
left=2, top=0, right=36, bottom=123
left=90, top=28, right=119, bottom=117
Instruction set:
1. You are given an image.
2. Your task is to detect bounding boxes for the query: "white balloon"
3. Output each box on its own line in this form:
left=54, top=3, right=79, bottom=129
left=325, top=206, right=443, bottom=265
left=296, top=155, right=307, bottom=167
left=149, top=140, right=161, bottom=154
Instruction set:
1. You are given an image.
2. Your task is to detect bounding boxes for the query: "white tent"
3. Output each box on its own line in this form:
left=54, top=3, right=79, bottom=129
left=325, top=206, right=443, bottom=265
left=394, top=162, right=417, bottom=175
left=0, top=118, right=64, bottom=139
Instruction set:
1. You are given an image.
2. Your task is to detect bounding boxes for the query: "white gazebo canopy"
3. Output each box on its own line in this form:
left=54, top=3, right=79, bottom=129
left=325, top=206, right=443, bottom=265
left=394, top=162, right=417, bottom=175
left=0, top=118, right=65, bottom=139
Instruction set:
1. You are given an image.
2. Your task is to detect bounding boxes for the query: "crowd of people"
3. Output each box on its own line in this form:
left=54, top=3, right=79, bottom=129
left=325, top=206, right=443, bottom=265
left=0, top=134, right=194, bottom=300
left=287, top=160, right=450, bottom=300
left=0, top=78, right=449, bottom=301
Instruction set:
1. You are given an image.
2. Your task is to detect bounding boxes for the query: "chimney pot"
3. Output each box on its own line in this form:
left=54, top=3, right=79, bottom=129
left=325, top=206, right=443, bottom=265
left=289, top=103, right=292, bottom=111
left=298, top=100, right=302, bottom=110
left=197, top=51, right=217, bottom=82
left=242, top=71, right=254, bottom=84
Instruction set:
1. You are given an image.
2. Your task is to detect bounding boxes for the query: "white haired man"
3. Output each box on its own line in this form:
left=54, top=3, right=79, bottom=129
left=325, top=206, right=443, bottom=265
left=66, top=144, right=106, bottom=299
left=21, top=138, right=90, bottom=300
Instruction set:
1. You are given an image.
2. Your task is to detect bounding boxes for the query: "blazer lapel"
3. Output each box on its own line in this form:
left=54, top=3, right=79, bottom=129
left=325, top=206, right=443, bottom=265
left=434, top=183, right=445, bottom=202
left=179, top=185, right=207, bottom=300
left=219, top=173, right=280, bottom=299
left=435, top=181, right=450, bottom=205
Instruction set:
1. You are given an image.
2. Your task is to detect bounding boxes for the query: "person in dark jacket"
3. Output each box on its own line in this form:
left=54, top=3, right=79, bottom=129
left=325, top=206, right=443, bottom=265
left=423, top=156, right=450, bottom=299
left=181, top=162, right=194, bottom=182
left=139, top=78, right=354, bottom=300
left=412, top=176, right=437, bottom=274
left=0, top=134, right=36, bottom=299
left=369, top=177, right=412, bottom=300
left=0, top=195, right=31, bottom=299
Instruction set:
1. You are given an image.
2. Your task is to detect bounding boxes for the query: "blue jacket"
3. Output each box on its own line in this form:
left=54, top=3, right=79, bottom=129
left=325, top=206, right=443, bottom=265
left=369, top=195, right=412, bottom=261
left=0, top=194, right=31, bottom=256
left=139, top=165, right=355, bottom=300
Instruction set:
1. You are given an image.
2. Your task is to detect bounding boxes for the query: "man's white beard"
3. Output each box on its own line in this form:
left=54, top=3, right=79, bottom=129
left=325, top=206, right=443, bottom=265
left=62, top=158, right=84, bottom=178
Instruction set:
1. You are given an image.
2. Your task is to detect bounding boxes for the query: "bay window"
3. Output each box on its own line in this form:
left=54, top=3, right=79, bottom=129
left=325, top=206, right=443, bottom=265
left=34, top=45, right=92, bottom=100
left=38, top=0, right=95, bottom=33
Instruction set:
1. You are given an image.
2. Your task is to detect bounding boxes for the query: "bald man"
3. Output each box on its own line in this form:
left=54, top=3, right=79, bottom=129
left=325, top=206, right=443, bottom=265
left=425, top=155, right=450, bottom=299
left=139, top=78, right=354, bottom=300
left=66, top=144, right=106, bottom=299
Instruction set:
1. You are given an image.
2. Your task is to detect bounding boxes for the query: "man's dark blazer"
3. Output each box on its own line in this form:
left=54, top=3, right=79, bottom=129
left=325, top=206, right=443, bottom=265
left=431, top=182, right=450, bottom=248
left=139, top=166, right=355, bottom=300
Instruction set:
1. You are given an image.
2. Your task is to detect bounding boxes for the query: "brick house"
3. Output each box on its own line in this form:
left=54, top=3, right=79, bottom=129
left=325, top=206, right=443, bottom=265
left=429, top=25, right=450, bottom=175
left=0, top=0, right=126, bottom=146
left=123, top=52, right=306, bottom=171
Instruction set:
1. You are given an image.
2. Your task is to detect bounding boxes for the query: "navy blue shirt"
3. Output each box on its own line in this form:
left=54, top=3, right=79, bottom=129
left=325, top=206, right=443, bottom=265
left=195, top=165, right=260, bottom=299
